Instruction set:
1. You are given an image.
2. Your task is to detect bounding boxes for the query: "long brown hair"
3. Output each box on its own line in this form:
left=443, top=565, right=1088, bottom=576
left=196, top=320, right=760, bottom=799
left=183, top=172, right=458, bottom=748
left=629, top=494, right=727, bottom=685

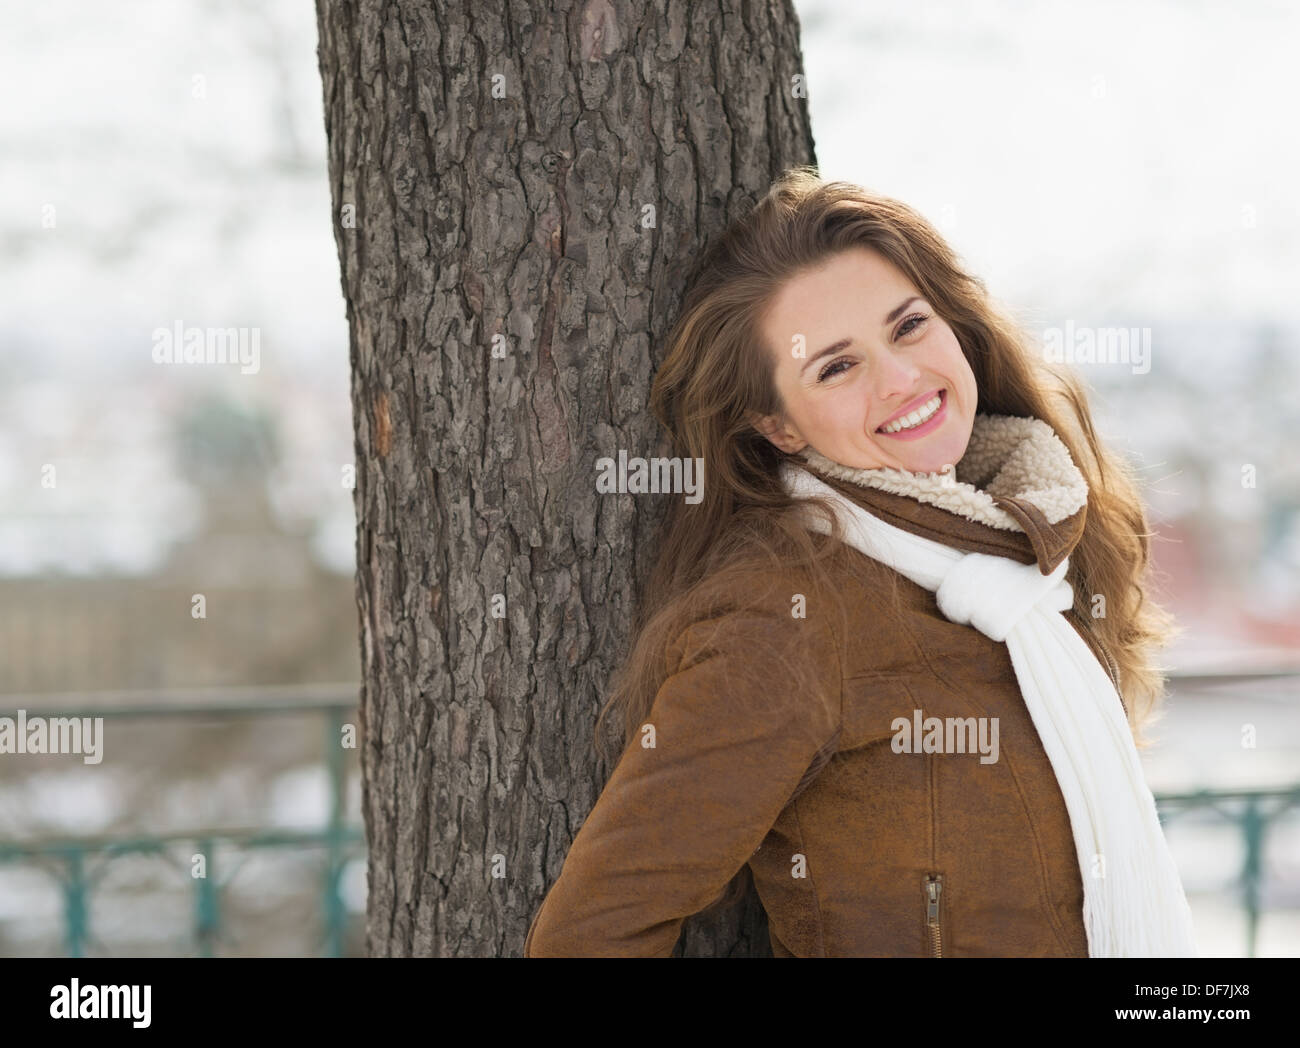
left=595, top=167, right=1180, bottom=779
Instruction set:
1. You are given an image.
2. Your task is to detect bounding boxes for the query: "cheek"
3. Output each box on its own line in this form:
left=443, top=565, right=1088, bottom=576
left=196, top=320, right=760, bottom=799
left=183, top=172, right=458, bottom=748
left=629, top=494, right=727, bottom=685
left=822, top=389, right=869, bottom=424
left=936, top=329, right=975, bottom=392
left=811, top=385, right=874, bottom=441
left=958, top=349, right=978, bottom=405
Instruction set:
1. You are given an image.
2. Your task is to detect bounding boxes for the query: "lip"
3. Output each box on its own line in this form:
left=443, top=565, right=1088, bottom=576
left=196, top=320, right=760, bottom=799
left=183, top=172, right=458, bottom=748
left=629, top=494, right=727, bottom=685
left=877, top=389, right=947, bottom=440
left=877, top=388, right=944, bottom=430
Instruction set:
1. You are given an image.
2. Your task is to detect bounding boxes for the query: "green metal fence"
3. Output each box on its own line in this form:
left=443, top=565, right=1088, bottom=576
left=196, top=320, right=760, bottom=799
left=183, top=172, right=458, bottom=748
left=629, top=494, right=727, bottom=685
left=0, top=686, right=364, bottom=957
left=1, top=676, right=1297, bottom=956
left=1154, top=666, right=1300, bottom=958
left=1157, top=785, right=1300, bottom=958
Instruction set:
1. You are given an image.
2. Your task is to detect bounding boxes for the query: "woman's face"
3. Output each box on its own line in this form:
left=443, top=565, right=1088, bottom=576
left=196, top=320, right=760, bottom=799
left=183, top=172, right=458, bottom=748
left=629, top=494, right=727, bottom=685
left=754, top=246, right=978, bottom=474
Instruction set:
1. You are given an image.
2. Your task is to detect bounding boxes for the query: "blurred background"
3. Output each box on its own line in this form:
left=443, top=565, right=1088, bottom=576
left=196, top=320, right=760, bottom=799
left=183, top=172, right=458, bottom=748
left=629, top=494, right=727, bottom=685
left=1, top=0, right=1296, bottom=956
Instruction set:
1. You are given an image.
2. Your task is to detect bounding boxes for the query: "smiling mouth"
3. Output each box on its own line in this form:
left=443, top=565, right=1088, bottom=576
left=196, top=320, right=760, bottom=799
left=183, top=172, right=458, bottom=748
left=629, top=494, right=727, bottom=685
left=878, top=389, right=946, bottom=434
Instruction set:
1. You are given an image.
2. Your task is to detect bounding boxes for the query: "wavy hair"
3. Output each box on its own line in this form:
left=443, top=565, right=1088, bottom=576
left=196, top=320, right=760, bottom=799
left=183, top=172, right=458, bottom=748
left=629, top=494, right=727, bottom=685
left=595, top=166, right=1180, bottom=788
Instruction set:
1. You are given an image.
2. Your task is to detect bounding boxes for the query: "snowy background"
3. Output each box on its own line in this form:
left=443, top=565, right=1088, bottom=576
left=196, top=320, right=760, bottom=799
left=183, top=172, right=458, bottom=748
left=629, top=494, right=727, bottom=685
left=1, top=0, right=1296, bottom=956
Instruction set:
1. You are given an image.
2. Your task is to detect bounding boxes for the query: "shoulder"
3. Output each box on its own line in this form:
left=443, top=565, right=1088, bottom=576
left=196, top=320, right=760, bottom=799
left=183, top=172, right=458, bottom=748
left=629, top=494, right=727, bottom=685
left=654, top=564, right=844, bottom=746
left=664, top=550, right=852, bottom=687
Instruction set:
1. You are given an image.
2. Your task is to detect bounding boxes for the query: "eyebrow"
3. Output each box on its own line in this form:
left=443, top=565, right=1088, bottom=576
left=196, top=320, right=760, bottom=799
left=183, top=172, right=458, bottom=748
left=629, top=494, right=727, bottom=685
left=799, top=296, right=924, bottom=375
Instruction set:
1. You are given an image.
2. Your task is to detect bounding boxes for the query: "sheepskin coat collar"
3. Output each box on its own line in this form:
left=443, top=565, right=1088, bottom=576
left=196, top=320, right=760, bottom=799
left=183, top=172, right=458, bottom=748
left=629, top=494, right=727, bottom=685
left=795, top=413, right=1090, bottom=577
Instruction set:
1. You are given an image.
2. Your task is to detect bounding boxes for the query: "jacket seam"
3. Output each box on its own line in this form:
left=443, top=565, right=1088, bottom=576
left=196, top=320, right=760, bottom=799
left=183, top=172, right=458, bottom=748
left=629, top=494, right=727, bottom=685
left=927, top=749, right=937, bottom=867
left=825, top=573, right=847, bottom=742
left=791, top=799, right=827, bottom=958
left=1000, top=752, right=1081, bottom=953
left=906, top=638, right=1078, bottom=954
left=806, top=579, right=842, bottom=960
left=782, top=579, right=848, bottom=803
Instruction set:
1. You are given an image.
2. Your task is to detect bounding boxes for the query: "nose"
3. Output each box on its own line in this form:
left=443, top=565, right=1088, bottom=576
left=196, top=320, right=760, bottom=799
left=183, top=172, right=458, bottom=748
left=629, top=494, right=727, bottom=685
left=873, top=345, right=922, bottom=402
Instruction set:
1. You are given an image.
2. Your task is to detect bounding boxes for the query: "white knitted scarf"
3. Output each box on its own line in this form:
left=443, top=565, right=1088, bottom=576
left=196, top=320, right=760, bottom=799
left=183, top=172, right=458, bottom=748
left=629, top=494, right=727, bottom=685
left=780, top=415, right=1197, bottom=957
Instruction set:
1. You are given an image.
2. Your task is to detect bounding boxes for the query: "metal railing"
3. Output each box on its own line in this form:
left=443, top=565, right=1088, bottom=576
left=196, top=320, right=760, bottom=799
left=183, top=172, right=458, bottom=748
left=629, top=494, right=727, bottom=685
left=1156, top=665, right=1300, bottom=958
left=0, top=685, right=364, bottom=957
left=1, top=671, right=1298, bottom=956
left=1156, top=785, right=1300, bottom=958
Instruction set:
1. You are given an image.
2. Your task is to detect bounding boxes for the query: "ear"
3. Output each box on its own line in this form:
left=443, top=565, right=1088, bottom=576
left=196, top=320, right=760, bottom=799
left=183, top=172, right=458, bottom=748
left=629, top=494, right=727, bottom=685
left=750, top=411, right=808, bottom=455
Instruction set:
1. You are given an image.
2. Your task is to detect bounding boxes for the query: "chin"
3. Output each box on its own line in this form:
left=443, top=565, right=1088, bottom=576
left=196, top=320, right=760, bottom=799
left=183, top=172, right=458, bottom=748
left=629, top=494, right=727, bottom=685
left=890, top=433, right=970, bottom=474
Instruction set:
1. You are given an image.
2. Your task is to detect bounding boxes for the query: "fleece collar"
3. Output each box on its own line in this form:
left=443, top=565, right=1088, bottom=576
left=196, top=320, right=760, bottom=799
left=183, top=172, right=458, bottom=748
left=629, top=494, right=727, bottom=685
left=796, top=413, right=1089, bottom=533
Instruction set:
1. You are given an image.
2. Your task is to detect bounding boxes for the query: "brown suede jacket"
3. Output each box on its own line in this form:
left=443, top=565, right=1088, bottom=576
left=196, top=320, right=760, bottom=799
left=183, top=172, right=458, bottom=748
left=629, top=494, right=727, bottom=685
left=525, top=416, right=1125, bottom=957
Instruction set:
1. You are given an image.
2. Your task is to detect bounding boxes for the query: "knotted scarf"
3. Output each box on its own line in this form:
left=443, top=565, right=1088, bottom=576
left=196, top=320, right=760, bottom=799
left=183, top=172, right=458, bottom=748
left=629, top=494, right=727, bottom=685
left=781, top=444, right=1197, bottom=957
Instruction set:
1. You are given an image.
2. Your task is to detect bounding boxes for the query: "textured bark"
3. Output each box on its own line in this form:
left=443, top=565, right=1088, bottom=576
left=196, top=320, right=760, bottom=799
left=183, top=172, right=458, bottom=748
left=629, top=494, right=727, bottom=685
left=315, top=0, right=816, bottom=956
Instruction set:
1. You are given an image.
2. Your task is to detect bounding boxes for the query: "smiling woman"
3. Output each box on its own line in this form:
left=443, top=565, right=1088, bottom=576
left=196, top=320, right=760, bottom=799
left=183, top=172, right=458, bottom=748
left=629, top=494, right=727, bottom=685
left=752, top=246, right=979, bottom=473
left=523, top=168, right=1188, bottom=958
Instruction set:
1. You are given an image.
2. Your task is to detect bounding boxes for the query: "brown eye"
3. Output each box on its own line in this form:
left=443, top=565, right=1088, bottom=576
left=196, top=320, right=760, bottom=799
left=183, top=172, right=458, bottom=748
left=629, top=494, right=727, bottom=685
left=897, top=314, right=929, bottom=339
left=818, top=358, right=854, bottom=382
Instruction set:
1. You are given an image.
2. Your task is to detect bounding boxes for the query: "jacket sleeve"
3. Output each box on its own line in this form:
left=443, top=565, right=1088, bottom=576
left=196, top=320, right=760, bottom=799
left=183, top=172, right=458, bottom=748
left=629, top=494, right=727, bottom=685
left=523, top=595, right=843, bottom=957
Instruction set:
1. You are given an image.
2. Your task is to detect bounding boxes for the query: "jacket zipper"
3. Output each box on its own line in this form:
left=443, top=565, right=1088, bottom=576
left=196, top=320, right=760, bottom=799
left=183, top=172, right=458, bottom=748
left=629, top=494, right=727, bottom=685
left=1093, top=632, right=1126, bottom=715
left=1075, top=610, right=1125, bottom=714
left=924, top=873, right=943, bottom=957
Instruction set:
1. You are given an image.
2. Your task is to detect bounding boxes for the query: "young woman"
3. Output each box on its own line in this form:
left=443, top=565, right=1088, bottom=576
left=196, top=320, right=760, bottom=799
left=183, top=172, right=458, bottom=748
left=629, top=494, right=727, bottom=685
left=524, top=168, right=1197, bottom=958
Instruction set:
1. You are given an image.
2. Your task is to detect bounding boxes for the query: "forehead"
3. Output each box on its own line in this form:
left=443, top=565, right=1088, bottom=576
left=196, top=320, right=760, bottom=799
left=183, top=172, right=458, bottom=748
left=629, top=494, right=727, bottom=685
left=762, top=247, right=914, bottom=338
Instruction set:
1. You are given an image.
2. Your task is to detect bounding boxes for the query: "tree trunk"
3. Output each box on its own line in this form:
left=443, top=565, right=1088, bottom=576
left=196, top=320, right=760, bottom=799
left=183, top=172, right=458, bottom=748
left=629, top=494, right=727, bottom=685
left=314, top=0, right=816, bottom=957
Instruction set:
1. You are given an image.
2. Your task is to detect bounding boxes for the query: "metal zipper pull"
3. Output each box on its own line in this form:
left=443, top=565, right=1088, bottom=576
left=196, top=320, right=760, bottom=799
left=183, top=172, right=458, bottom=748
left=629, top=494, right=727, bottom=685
left=924, top=874, right=943, bottom=957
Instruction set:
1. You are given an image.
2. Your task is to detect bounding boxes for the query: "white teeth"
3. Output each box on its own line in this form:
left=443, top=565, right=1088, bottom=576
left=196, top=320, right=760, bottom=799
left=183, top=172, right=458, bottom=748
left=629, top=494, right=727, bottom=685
left=881, top=393, right=942, bottom=434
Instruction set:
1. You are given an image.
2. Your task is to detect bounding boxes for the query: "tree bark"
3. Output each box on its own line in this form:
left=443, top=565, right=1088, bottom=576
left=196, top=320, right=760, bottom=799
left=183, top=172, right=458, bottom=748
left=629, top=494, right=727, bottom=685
left=315, top=0, right=816, bottom=957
